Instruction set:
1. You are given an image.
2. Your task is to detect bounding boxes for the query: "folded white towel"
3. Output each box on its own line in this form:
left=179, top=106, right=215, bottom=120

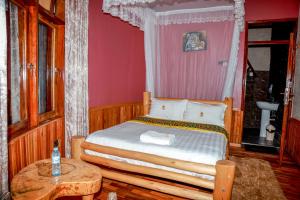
left=140, top=131, right=175, bottom=145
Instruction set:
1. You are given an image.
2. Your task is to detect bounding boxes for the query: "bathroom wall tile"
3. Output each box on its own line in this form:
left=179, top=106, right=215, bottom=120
left=244, top=71, right=269, bottom=128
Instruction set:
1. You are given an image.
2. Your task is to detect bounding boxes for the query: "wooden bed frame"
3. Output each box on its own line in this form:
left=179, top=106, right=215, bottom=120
left=72, top=92, right=236, bottom=200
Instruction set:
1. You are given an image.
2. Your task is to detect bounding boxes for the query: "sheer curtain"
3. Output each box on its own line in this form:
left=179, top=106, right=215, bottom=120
left=157, top=20, right=234, bottom=100
left=222, top=21, right=240, bottom=99
left=144, top=9, right=158, bottom=94
left=0, top=0, right=8, bottom=193
left=65, top=0, right=89, bottom=158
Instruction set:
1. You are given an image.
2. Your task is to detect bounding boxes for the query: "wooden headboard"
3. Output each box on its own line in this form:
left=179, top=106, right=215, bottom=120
left=143, top=92, right=233, bottom=140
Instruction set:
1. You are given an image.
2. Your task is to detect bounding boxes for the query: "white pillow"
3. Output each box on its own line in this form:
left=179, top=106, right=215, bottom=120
left=148, top=98, right=188, bottom=121
left=183, top=101, right=227, bottom=127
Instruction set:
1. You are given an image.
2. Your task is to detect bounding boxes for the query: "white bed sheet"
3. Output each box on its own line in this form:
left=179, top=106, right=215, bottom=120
left=85, top=121, right=227, bottom=179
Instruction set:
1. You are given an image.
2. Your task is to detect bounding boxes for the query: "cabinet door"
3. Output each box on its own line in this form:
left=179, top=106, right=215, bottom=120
left=7, top=1, right=28, bottom=134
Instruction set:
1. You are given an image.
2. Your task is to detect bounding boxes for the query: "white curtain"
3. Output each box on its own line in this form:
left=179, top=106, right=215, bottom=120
left=0, top=0, right=8, bottom=193
left=102, top=0, right=245, bottom=31
left=156, top=16, right=234, bottom=100
left=152, top=7, right=237, bottom=100
left=65, top=0, right=89, bottom=158
left=103, top=0, right=156, bottom=30
left=222, top=21, right=241, bottom=99
left=156, top=7, right=234, bottom=25
left=144, top=9, right=158, bottom=94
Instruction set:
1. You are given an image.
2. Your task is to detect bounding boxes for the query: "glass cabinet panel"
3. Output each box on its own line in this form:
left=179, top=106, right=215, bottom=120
left=38, top=21, right=54, bottom=114
left=7, top=2, right=27, bottom=125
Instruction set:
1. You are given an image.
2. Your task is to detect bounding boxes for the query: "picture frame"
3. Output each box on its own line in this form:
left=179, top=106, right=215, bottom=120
left=183, top=31, right=207, bottom=52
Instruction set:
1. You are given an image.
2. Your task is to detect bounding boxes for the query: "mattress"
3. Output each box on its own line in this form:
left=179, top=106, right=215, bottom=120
left=85, top=119, right=227, bottom=179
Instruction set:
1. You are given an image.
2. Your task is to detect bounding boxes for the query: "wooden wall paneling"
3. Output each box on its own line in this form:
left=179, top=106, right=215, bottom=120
left=103, top=107, right=120, bottom=129
left=230, top=110, right=244, bottom=145
left=89, top=108, right=104, bottom=133
left=120, top=105, right=133, bottom=123
left=89, top=103, right=144, bottom=134
left=287, top=118, right=300, bottom=165
left=8, top=117, right=64, bottom=181
left=133, top=103, right=144, bottom=117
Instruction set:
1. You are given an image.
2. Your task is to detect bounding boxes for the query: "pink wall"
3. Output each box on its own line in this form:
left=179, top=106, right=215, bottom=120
left=88, top=0, right=146, bottom=107
left=245, top=0, right=299, bottom=21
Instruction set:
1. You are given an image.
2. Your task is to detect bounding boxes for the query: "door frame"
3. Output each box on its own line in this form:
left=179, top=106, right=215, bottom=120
left=240, top=18, right=298, bottom=154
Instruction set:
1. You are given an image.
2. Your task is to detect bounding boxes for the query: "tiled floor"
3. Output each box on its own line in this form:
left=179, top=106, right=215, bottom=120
left=242, top=128, right=280, bottom=153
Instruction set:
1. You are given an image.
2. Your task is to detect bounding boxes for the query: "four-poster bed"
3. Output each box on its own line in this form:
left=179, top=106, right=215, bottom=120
left=72, top=92, right=236, bottom=200
left=72, top=0, right=243, bottom=199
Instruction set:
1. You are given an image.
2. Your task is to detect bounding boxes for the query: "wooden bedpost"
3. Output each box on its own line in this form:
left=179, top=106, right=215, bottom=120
left=71, top=136, right=86, bottom=160
left=213, top=160, right=236, bottom=200
left=224, top=97, right=233, bottom=140
left=223, top=97, right=233, bottom=159
left=143, top=92, right=151, bottom=115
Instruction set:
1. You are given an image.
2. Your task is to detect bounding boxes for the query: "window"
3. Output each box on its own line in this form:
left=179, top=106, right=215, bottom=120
left=38, top=20, right=55, bottom=116
left=7, top=0, right=65, bottom=137
left=7, top=1, right=27, bottom=132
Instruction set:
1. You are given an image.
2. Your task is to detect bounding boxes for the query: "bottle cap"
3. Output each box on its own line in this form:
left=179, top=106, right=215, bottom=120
left=54, top=139, right=59, bottom=148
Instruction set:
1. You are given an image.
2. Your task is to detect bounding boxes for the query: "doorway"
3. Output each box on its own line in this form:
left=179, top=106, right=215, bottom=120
left=242, top=20, right=297, bottom=154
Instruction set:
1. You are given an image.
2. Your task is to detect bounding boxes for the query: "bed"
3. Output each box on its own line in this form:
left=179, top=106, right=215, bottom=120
left=72, top=92, right=236, bottom=200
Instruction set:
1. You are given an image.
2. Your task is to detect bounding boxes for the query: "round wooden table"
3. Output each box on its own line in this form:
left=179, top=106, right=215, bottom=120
left=11, top=158, right=102, bottom=200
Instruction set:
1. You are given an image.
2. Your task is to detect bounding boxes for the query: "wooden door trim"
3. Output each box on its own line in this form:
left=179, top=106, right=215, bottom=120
left=241, top=22, right=248, bottom=111
left=27, top=5, right=39, bottom=128
left=241, top=20, right=297, bottom=149
left=241, top=19, right=298, bottom=112
left=280, top=33, right=297, bottom=164
left=247, top=18, right=298, bottom=25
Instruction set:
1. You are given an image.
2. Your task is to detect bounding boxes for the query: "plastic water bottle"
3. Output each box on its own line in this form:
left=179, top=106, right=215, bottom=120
left=108, top=192, right=117, bottom=200
left=52, top=140, right=61, bottom=176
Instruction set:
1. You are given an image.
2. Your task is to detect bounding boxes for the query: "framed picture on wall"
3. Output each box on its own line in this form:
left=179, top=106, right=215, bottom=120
left=183, top=31, right=207, bottom=52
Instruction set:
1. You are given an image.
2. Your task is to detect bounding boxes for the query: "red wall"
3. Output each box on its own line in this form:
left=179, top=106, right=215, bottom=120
left=88, top=0, right=145, bottom=107
left=245, top=0, right=299, bottom=21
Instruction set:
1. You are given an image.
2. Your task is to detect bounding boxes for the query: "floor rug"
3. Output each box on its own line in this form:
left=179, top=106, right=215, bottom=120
left=231, top=156, right=286, bottom=200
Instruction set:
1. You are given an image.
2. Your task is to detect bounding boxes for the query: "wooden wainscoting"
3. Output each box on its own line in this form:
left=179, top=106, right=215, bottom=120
left=89, top=102, right=144, bottom=133
left=89, top=102, right=245, bottom=145
left=230, top=109, right=244, bottom=145
left=8, top=117, right=64, bottom=181
left=287, top=118, right=300, bottom=165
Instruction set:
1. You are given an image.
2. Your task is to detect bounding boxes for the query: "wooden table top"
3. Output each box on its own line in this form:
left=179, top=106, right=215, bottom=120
left=11, top=158, right=102, bottom=200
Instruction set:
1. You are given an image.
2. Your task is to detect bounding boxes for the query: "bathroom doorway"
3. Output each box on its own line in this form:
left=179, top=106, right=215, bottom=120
left=242, top=20, right=297, bottom=157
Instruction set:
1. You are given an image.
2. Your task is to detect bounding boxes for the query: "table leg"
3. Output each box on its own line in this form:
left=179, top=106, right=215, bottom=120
left=82, top=194, right=94, bottom=200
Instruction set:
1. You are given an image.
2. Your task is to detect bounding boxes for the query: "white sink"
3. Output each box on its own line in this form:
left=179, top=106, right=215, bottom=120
left=256, top=101, right=279, bottom=137
left=256, top=101, right=279, bottom=111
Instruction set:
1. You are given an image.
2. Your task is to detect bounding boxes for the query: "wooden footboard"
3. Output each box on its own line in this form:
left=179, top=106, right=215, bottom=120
left=72, top=137, right=236, bottom=200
